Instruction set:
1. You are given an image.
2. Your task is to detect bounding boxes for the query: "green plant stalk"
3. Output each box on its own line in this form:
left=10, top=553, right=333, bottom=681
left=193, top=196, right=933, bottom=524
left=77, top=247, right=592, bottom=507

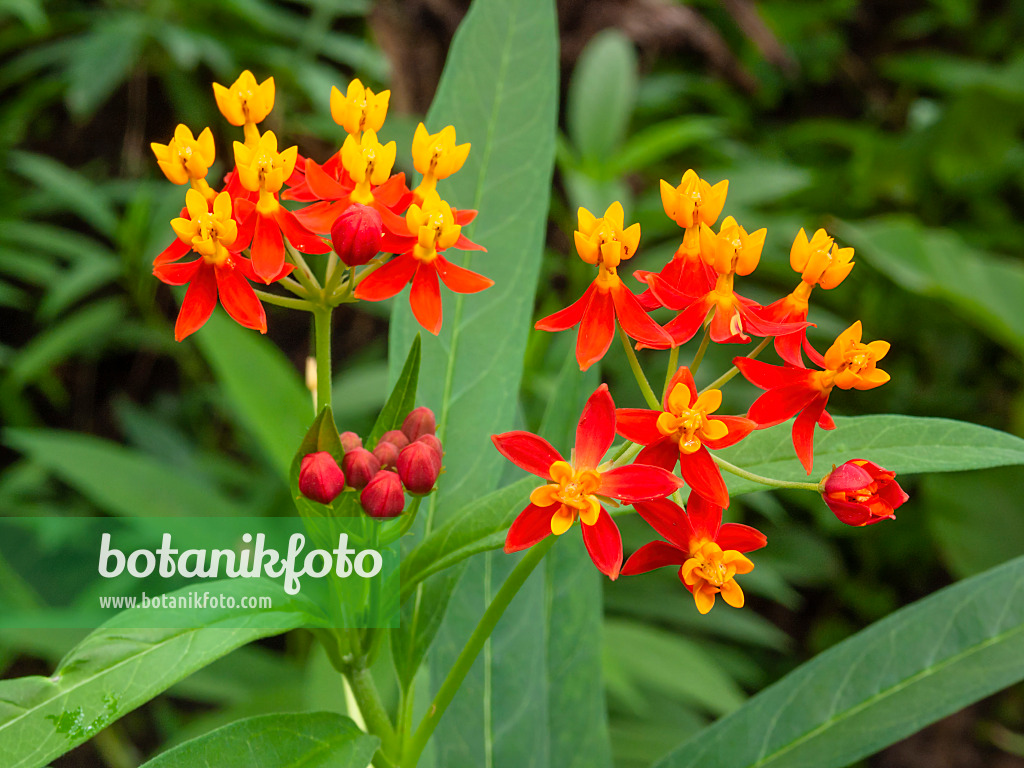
left=700, top=336, right=771, bottom=394
left=663, top=344, right=679, bottom=399
left=690, top=326, right=711, bottom=376
left=345, top=664, right=400, bottom=765
left=618, top=325, right=661, bottom=409
left=402, top=537, right=557, bottom=767
left=252, top=288, right=314, bottom=311
left=313, top=306, right=333, bottom=411
left=712, top=454, right=822, bottom=492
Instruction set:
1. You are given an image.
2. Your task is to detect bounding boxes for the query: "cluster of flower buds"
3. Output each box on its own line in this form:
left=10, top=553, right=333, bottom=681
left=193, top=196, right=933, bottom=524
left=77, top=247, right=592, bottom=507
left=298, top=407, right=443, bottom=518
left=150, top=72, right=492, bottom=342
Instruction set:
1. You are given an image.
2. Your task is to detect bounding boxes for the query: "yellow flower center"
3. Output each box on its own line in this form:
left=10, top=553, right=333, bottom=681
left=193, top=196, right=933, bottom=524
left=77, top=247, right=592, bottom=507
left=655, top=384, right=728, bottom=453
left=529, top=460, right=603, bottom=535
left=171, top=190, right=237, bottom=267
left=407, top=192, right=461, bottom=263
left=680, top=540, right=754, bottom=614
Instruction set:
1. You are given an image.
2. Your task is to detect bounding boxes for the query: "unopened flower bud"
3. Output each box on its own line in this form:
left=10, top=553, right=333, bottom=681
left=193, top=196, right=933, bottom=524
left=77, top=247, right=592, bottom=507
left=415, top=434, right=443, bottom=457
left=340, top=431, right=362, bottom=453
left=361, top=470, right=405, bottom=518
left=342, top=447, right=380, bottom=490
left=299, top=451, right=345, bottom=505
left=401, top=406, right=436, bottom=441
left=397, top=440, right=443, bottom=494
left=331, top=204, right=383, bottom=266
left=821, top=459, right=908, bottom=526
left=373, top=440, right=400, bottom=470
left=380, top=429, right=410, bottom=449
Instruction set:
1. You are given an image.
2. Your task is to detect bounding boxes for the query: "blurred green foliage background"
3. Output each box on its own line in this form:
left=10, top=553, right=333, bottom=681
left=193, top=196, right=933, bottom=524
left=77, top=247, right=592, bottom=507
left=1, top=0, right=1022, bottom=765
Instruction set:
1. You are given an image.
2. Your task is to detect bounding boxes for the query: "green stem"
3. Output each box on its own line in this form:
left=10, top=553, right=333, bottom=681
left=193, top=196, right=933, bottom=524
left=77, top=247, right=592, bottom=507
left=313, top=306, right=333, bottom=411
left=663, top=345, right=679, bottom=400
left=345, top=664, right=399, bottom=762
left=712, top=454, right=822, bottom=492
left=700, top=336, right=771, bottom=394
left=617, top=326, right=660, bottom=409
left=690, top=327, right=711, bottom=376
left=609, top=441, right=642, bottom=468
left=287, top=243, right=323, bottom=294
left=278, top=275, right=312, bottom=298
left=252, top=289, right=314, bottom=311
left=402, top=537, right=556, bottom=767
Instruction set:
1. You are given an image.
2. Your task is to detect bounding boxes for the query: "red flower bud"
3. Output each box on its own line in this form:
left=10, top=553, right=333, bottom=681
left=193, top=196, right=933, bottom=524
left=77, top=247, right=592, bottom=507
left=340, top=431, right=362, bottom=453
left=330, top=204, right=383, bottom=266
left=397, top=440, right=443, bottom=494
left=342, top=447, right=380, bottom=490
left=401, top=406, right=437, bottom=441
left=380, top=429, right=410, bottom=449
left=821, top=459, right=908, bottom=526
left=299, top=451, right=345, bottom=505
left=373, top=440, right=400, bottom=470
left=361, top=470, right=405, bottom=518
left=415, top=434, right=443, bottom=457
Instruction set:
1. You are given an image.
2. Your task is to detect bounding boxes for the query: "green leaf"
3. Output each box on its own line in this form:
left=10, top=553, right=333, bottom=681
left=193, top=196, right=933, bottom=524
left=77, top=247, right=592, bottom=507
left=835, top=216, right=1024, bottom=355
left=4, top=428, right=248, bottom=517
left=0, top=581, right=311, bottom=768
left=139, top=712, right=378, bottom=768
left=384, top=0, right=559, bottom=763
left=652, top=553, right=1024, bottom=768
left=365, top=335, right=420, bottom=448
left=567, top=29, right=638, bottom=159
left=195, top=312, right=313, bottom=480
left=8, top=153, right=119, bottom=238
left=718, top=415, right=1024, bottom=495
left=65, top=13, right=148, bottom=119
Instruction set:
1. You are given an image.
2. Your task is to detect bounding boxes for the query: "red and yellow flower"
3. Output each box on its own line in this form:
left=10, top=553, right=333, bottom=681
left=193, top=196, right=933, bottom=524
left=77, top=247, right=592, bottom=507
left=761, top=228, right=855, bottom=367
left=231, top=130, right=330, bottom=283
left=354, top=191, right=491, bottom=334
left=821, top=459, right=908, bottom=526
left=615, top=367, right=754, bottom=508
left=621, top=492, right=766, bottom=614
left=154, top=189, right=292, bottom=341
left=736, top=321, right=891, bottom=473
left=535, top=203, right=672, bottom=371
left=330, top=78, right=390, bottom=136
left=150, top=124, right=217, bottom=200
left=492, top=384, right=685, bottom=579
left=213, top=70, right=275, bottom=147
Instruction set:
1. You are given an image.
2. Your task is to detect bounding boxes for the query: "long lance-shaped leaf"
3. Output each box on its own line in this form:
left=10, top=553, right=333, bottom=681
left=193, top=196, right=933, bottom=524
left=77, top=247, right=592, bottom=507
left=653, top=553, right=1024, bottom=768
left=0, top=580, right=316, bottom=768
left=139, top=712, right=378, bottom=768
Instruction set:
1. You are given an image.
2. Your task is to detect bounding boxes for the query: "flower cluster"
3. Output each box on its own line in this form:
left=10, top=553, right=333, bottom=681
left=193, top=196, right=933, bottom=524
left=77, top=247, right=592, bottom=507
left=299, top=407, right=443, bottom=518
left=151, top=71, right=492, bottom=341
left=494, top=169, right=909, bottom=613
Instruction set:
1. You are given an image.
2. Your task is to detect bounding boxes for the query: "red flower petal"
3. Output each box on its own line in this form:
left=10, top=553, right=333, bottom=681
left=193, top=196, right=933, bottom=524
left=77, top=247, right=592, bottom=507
left=154, top=258, right=202, bottom=286
left=491, top=431, right=563, bottom=479
left=251, top=214, right=286, bottom=284
left=702, top=415, right=756, bottom=449
left=614, top=408, right=663, bottom=445
left=373, top=173, right=411, bottom=210
left=716, top=522, right=767, bottom=553
left=632, top=498, right=692, bottom=550
left=154, top=237, right=190, bottom=266
left=453, top=233, right=486, bottom=252
left=410, top=262, right=442, bottom=335
left=611, top=281, right=672, bottom=348
left=635, top=439, right=681, bottom=472
left=535, top=283, right=595, bottom=332
left=174, top=262, right=217, bottom=341
left=435, top=255, right=494, bottom=294
left=576, top=286, right=615, bottom=371
left=304, top=158, right=348, bottom=200
left=679, top=445, right=730, bottom=508
left=230, top=199, right=257, bottom=252
left=504, top=502, right=554, bottom=553
left=354, top=253, right=417, bottom=301
left=684, top=492, right=722, bottom=544
left=600, top=464, right=683, bottom=502
left=639, top=272, right=694, bottom=312
left=581, top=506, right=623, bottom=579
left=575, top=383, right=616, bottom=470
left=293, top=200, right=348, bottom=233
left=666, top=366, right=698, bottom=405
left=215, top=265, right=267, bottom=333
left=734, top=356, right=813, bottom=390
left=621, top=540, right=689, bottom=576
left=276, top=207, right=331, bottom=254
left=747, top=382, right=820, bottom=428
left=453, top=208, right=477, bottom=225
left=792, top=395, right=829, bottom=474
left=660, top=295, right=712, bottom=346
